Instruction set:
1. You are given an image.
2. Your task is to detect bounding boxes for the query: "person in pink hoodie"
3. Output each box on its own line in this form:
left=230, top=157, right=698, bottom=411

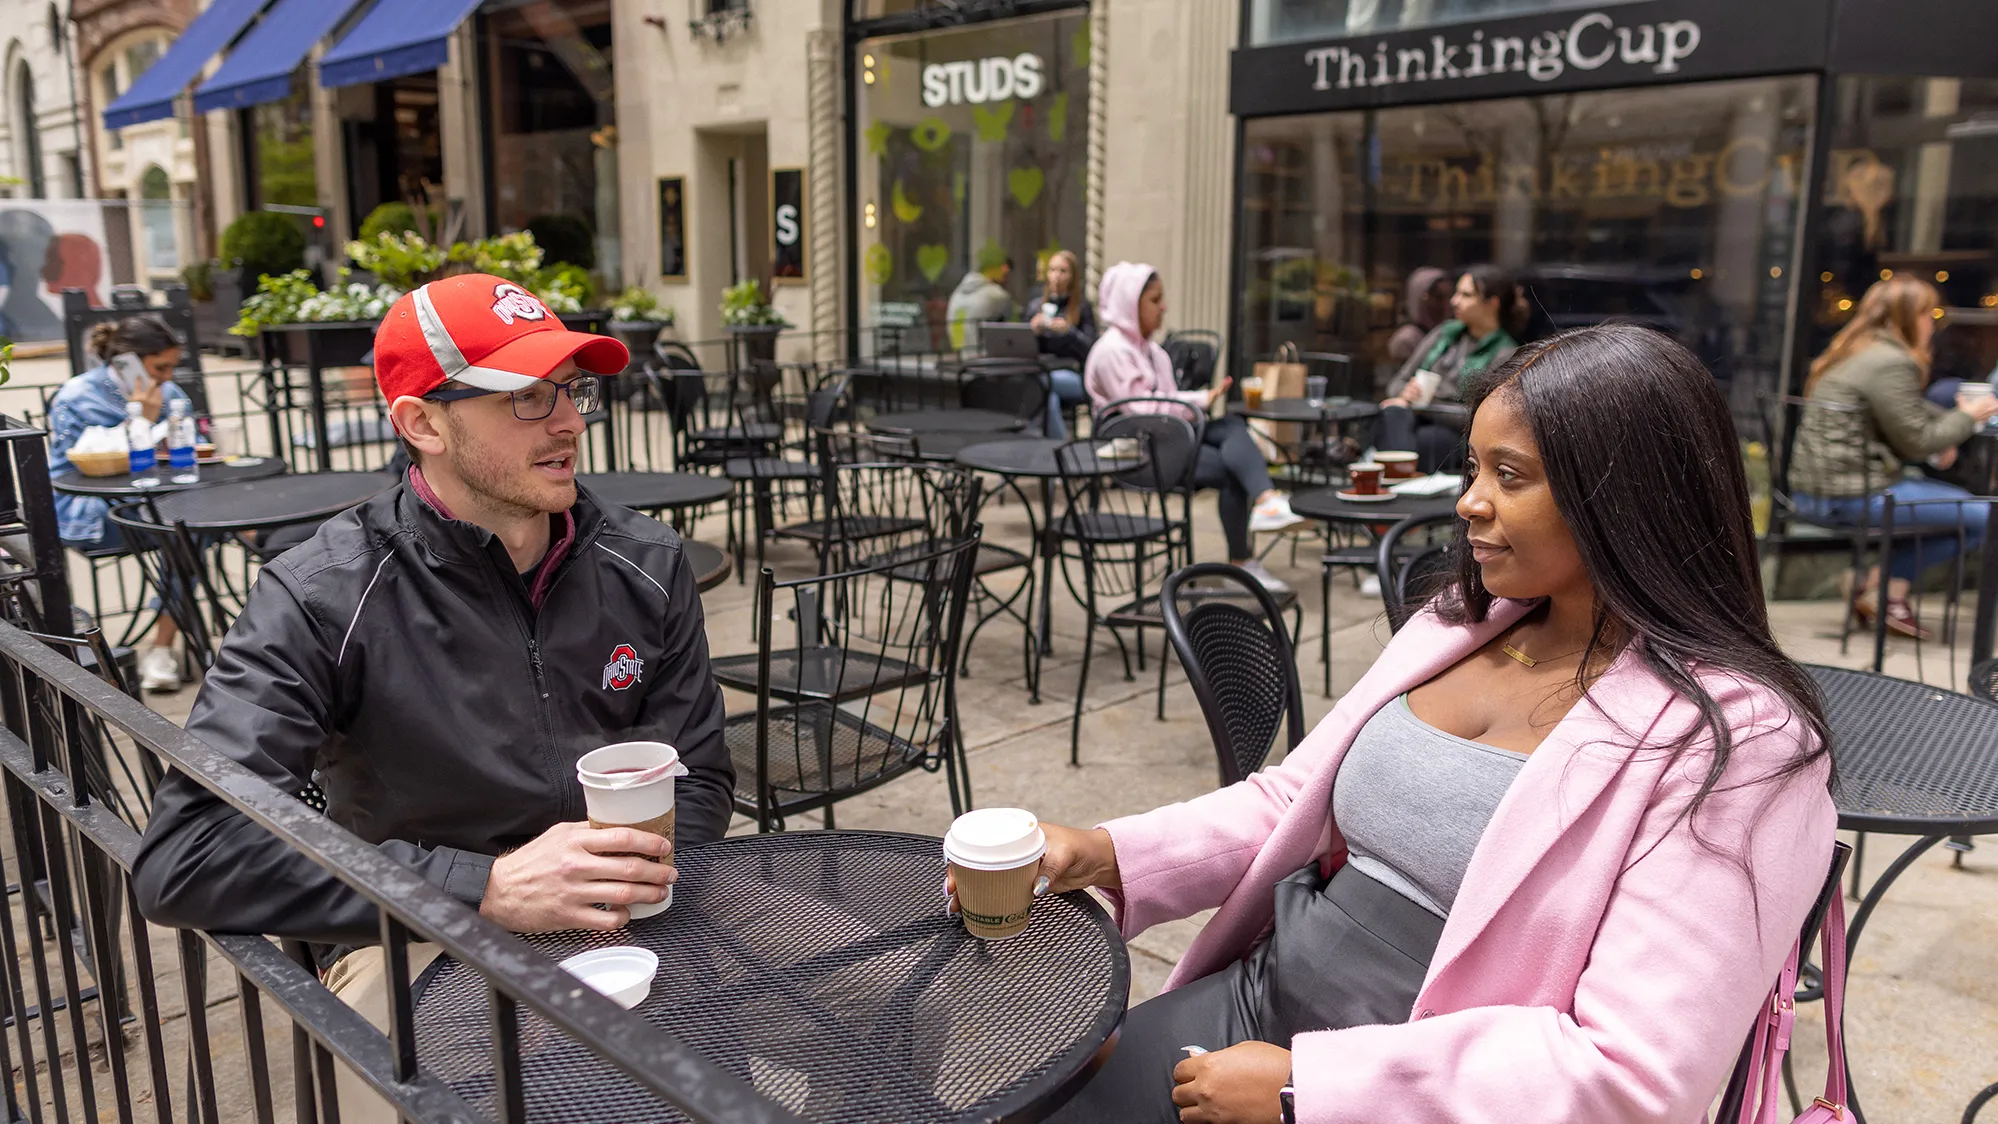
left=1032, top=324, right=1836, bottom=1123
left=1084, top=262, right=1302, bottom=589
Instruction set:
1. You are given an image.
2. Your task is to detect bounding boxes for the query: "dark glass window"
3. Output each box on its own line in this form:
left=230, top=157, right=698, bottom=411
left=1245, top=0, right=1647, bottom=46
left=1811, top=75, right=1998, bottom=384
left=1236, top=74, right=1816, bottom=417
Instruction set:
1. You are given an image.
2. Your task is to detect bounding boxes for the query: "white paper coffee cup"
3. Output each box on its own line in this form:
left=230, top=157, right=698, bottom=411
left=943, top=808, right=1048, bottom=940
left=577, top=742, right=688, bottom=919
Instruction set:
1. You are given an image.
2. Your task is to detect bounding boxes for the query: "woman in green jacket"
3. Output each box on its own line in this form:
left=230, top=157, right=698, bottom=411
left=1791, top=276, right=1998, bottom=638
left=1377, top=266, right=1521, bottom=473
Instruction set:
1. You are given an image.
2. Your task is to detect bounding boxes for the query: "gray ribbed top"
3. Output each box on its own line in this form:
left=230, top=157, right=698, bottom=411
left=1332, top=695, right=1527, bottom=918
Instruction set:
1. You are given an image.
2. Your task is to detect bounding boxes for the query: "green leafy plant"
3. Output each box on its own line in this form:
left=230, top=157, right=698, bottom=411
left=230, top=270, right=399, bottom=335
left=453, top=231, right=545, bottom=282
left=359, top=202, right=430, bottom=242
left=525, top=213, right=596, bottom=271
left=180, top=260, right=215, bottom=302
left=611, top=286, right=672, bottom=323
left=720, top=279, right=786, bottom=328
left=347, top=231, right=449, bottom=291
left=220, top=211, right=307, bottom=284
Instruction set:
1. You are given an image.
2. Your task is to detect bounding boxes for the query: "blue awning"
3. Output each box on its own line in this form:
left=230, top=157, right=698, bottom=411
left=191, top=0, right=369, bottom=115
left=101, top=0, right=276, bottom=130
left=319, top=0, right=483, bottom=89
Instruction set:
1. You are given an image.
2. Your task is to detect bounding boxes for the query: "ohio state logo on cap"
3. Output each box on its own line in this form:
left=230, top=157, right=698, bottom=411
left=490, top=283, right=548, bottom=326
left=602, top=643, right=644, bottom=691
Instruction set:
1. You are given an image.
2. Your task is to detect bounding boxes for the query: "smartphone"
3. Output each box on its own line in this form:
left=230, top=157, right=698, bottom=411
left=110, top=352, right=150, bottom=398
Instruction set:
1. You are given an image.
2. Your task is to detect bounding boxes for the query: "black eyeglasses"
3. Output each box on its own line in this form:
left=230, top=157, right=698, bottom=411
left=425, top=376, right=602, bottom=421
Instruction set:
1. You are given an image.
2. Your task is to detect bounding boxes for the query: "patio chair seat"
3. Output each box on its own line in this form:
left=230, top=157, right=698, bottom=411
left=773, top=514, right=926, bottom=546
left=1057, top=510, right=1170, bottom=544
left=723, top=704, right=934, bottom=817
left=711, top=645, right=933, bottom=703
left=724, top=456, right=817, bottom=481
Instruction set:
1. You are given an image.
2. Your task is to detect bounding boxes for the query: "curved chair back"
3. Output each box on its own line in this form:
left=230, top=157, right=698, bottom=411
left=105, top=501, right=221, bottom=671
left=1093, top=396, right=1204, bottom=497
left=1375, top=511, right=1460, bottom=632
left=1161, top=563, right=1304, bottom=786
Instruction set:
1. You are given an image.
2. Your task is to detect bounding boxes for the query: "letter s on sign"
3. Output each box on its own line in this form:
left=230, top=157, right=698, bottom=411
left=775, top=204, right=800, bottom=247
left=1012, top=53, right=1044, bottom=100
left=923, top=63, right=949, bottom=107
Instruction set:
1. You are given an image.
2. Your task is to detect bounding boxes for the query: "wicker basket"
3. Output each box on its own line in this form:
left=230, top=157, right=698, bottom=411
left=69, top=449, right=130, bottom=477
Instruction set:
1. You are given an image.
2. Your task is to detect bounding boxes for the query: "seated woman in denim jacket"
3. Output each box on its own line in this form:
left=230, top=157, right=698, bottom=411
left=47, top=313, right=191, bottom=691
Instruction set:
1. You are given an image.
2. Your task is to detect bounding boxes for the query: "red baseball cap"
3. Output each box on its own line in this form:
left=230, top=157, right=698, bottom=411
left=373, top=273, right=629, bottom=402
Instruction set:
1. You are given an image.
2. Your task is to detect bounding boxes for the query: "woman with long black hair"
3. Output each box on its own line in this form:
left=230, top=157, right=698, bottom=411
left=1027, top=324, right=1836, bottom=1123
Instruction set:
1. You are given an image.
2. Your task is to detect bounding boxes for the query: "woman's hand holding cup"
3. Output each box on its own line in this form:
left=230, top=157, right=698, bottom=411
left=1955, top=386, right=1998, bottom=423
left=944, top=822, right=1119, bottom=910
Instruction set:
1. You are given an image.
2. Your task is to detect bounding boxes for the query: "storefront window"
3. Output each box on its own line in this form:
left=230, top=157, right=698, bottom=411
left=1245, top=0, right=1645, bottom=45
left=855, top=10, right=1089, bottom=352
left=484, top=0, right=618, bottom=279
left=1237, top=75, right=1815, bottom=415
left=1813, top=76, right=1998, bottom=385
left=139, top=164, right=177, bottom=272
left=247, top=73, right=317, bottom=209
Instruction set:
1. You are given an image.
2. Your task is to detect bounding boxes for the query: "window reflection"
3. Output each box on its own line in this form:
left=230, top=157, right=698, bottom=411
left=1815, top=76, right=1998, bottom=384
left=1247, top=0, right=1645, bottom=46
left=1237, top=75, right=1814, bottom=416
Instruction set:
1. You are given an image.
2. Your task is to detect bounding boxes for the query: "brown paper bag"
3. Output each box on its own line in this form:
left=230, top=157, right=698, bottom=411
left=1249, top=343, right=1308, bottom=462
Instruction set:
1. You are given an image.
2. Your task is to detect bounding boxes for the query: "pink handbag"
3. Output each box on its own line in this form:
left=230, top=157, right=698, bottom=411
left=1733, top=886, right=1849, bottom=1124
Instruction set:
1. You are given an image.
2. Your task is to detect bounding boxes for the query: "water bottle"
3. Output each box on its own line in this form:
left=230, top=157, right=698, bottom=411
left=166, top=399, right=199, bottom=484
left=124, top=400, right=159, bottom=486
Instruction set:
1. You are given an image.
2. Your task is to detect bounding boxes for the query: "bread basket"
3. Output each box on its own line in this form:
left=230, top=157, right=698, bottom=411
left=69, top=450, right=130, bottom=477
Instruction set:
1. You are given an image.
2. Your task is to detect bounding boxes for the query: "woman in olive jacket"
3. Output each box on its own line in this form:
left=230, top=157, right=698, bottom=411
left=1791, top=276, right=1998, bottom=638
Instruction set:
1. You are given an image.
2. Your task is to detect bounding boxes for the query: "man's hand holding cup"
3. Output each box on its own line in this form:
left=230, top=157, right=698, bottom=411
left=481, top=822, right=675, bottom=933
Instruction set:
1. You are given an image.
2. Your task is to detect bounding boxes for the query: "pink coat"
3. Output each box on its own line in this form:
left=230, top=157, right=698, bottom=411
left=1100, top=599, right=1836, bottom=1123
left=1083, top=261, right=1208, bottom=416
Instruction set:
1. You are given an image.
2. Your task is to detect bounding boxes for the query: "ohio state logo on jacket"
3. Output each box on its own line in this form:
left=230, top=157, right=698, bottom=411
left=602, top=643, right=644, bottom=691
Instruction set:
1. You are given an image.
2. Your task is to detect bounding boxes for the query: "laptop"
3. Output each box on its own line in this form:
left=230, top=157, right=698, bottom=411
left=980, top=322, right=1041, bottom=361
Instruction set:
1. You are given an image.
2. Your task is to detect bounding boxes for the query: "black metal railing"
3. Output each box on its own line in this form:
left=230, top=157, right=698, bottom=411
left=0, top=619, right=802, bottom=1123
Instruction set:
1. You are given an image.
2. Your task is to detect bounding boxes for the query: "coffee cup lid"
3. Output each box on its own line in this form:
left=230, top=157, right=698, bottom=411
left=943, top=808, right=1047, bottom=870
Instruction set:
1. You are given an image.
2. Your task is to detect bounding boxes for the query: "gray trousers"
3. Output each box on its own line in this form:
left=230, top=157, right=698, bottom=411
left=1051, top=865, right=1442, bottom=1123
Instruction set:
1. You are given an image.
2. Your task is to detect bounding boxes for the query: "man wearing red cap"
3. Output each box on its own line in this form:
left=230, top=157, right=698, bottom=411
left=134, top=275, right=733, bottom=960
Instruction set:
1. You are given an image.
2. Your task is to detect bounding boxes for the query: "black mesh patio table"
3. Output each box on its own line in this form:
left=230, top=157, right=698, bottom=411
left=1229, top=397, right=1381, bottom=425
left=410, top=831, right=1127, bottom=1124
left=53, top=455, right=287, bottom=497
left=868, top=408, right=1027, bottom=436
left=1805, top=664, right=1998, bottom=1123
left=143, top=471, right=396, bottom=533
left=580, top=472, right=732, bottom=515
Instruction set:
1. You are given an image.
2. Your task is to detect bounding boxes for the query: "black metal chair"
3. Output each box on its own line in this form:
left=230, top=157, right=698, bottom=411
left=104, top=501, right=224, bottom=676
left=726, top=371, right=853, bottom=578
left=665, top=344, right=783, bottom=472
left=1715, top=841, right=1851, bottom=1123
left=1375, top=511, right=1462, bottom=632
left=1760, top=393, right=1881, bottom=650
left=1865, top=492, right=1997, bottom=688
left=1160, top=563, right=1304, bottom=787
left=765, top=434, right=975, bottom=575
left=714, top=534, right=983, bottom=831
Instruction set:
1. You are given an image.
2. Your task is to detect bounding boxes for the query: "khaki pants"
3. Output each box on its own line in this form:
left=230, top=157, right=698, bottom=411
left=322, top=942, right=447, bottom=1124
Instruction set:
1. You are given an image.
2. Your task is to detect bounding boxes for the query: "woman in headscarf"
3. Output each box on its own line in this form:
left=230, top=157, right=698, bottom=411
left=1085, top=262, right=1302, bottom=591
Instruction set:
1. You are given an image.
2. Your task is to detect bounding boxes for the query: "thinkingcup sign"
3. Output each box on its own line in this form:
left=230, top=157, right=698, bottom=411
left=1232, top=0, right=1830, bottom=116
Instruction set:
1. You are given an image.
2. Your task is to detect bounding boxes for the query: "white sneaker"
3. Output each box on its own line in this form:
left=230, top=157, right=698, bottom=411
left=1238, top=559, right=1292, bottom=594
left=139, top=648, right=181, bottom=693
left=1359, top=575, right=1382, bottom=597
left=1250, top=493, right=1305, bottom=532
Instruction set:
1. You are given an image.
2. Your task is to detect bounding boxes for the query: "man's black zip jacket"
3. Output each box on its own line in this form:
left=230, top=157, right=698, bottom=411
left=132, top=477, right=732, bottom=946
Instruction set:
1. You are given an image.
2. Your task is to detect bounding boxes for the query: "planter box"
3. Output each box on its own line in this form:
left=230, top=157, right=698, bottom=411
left=727, top=323, right=785, bottom=367
left=261, top=322, right=379, bottom=368
left=607, top=319, right=668, bottom=366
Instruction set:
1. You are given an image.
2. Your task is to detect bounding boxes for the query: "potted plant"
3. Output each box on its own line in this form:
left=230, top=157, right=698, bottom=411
left=607, top=286, right=674, bottom=358
left=720, top=279, right=787, bottom=366
left=231, top=269, right=401, bottom=367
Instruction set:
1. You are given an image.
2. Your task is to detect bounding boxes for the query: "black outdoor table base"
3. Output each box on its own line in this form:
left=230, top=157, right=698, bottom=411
left=1807, top=664, right=1998, bottom=1124
left=410, top=832, right=1127, bottom=1124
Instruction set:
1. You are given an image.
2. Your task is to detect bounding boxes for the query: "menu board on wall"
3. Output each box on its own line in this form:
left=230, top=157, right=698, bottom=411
left=658, top=177, right=687, bottom=280
left=771, top=168, right=806, bottom=284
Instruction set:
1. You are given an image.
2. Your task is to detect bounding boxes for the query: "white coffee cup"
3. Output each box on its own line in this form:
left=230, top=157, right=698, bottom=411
left=943, top=808, right=1048, bottom=940
left=577, top=742, right=688, bottom=919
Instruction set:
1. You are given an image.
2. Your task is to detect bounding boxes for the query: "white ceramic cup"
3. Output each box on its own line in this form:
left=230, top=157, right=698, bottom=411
left=577, top=742, right=688, bottom=919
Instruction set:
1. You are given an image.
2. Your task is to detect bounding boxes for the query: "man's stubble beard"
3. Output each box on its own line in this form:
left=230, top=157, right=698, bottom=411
left=443, top=412, right=577, bottom=521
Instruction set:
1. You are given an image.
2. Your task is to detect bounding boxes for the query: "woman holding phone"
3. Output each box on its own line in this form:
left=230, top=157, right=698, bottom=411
left=1039, top=324, right=1836, bottom=1123
left=47, top=313, right=191, bottom=691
